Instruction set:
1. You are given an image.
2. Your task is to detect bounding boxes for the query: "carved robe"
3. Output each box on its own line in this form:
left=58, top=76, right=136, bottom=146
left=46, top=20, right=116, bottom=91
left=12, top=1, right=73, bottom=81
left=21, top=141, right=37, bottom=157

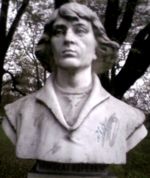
left=2, top=74, right=147, bottom=164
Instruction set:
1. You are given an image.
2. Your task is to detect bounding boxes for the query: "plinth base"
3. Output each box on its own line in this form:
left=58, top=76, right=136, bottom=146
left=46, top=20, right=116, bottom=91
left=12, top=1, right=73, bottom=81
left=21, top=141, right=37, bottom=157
left=27, top=161, right=117, bottom=178
left=27, top=172, right=117, bottom=178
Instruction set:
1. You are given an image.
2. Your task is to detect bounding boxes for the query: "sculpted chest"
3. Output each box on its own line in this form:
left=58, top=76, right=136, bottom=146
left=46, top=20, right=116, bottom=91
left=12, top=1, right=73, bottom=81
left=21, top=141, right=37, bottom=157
left=3, top=75, right=147, bottom=164
left=16, top=99, right=127, bottom=163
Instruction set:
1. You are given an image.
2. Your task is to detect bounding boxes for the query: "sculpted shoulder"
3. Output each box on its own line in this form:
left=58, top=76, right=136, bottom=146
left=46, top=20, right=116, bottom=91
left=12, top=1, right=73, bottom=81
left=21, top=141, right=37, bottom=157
left=104, top=94, right=147, bottom=151
left=2, top=92, right=39, bottom=145
left=4, top=92, right=38, bottom=121
left=107, top=94, right=145, bottom=126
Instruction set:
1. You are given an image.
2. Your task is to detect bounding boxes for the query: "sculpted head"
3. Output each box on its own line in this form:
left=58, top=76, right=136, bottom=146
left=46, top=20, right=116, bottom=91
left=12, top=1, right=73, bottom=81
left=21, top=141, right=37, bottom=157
left=35, top=2, right=119, bottom=73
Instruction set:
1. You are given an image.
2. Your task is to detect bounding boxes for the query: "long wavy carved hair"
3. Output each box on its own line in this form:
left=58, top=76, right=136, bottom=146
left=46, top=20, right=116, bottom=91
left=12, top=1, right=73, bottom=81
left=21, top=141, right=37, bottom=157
left=35, top=2, right=119, bottom=73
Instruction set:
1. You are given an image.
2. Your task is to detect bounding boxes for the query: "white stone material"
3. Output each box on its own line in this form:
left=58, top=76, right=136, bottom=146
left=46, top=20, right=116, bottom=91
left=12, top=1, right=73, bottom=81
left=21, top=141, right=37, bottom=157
left=2, top=2, right=148, bottom=165
left=2, top=74, right=147, bottom=164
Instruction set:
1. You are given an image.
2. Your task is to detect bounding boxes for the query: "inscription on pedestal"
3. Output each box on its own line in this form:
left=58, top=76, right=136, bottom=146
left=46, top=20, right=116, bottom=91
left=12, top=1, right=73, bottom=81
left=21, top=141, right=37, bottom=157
left=27, top=172, right=117, bottom=178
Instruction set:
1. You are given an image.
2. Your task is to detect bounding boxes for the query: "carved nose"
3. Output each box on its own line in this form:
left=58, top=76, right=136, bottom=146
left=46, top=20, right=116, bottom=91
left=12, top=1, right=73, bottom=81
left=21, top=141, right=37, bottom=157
left=64, top=29, right=76, bottom=44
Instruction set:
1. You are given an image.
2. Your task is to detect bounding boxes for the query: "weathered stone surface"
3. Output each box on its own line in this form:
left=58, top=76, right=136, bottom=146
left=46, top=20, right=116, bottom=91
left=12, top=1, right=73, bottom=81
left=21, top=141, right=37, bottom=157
left=2, top=74, right=147, bottom=163
left=2, top=2, right=147, bottom=165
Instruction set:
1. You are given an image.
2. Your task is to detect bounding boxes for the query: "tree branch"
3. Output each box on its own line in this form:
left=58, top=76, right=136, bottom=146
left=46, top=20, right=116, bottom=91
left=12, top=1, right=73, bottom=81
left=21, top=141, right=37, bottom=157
left=54, top=0, right=76, bottom=8
left=116, top=0, right=138, bottom=44
left=0, top=0, right=9, bottom=57
left=0, top=0, right=9, bottom=38
left=5, top=0, right=30, bottom=51
left=104, top=0, right=120, bottom=40
left=111, top=23, right=150, bottom=98
left=3, top=69, right=26, bottom=96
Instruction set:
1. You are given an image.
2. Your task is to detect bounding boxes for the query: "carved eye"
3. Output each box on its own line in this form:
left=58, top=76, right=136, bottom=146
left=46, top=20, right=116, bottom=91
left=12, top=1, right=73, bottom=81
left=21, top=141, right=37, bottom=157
left=53, top=26, right=66, bottom=36
left=74, top=26, right=89, bottom=36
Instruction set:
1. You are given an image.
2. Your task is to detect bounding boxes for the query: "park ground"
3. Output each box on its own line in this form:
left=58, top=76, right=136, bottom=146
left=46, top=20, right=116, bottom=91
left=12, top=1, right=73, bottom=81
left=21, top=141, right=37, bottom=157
left=0, top=124, right=150, bottom=178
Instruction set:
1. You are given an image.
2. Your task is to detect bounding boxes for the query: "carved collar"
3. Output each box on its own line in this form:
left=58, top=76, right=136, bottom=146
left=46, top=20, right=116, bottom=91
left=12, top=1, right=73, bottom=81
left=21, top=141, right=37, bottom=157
left=36, top=73, right=110, bottom=130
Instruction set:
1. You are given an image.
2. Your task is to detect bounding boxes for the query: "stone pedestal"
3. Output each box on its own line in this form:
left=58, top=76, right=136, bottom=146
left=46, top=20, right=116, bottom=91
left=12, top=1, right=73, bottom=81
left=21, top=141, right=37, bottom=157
left=27, top=172, right=117, bottom=178
left=27, top=161, right=117, bottom=178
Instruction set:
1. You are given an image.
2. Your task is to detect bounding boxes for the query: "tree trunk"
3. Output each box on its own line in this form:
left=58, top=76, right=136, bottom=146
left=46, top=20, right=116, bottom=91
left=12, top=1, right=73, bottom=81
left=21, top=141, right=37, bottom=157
left=104, top=0, right=120, bottom=41
left=55, top=0, right=75, bottom=8
left=110, top=23, right=150, bottom=98
left=0, top=57, right=5, bottom=103
left=116, top=0, right=138, bottom=44
left=104, top=0, right=138, bottom=44
left=0, top=0, right=30, bottom=103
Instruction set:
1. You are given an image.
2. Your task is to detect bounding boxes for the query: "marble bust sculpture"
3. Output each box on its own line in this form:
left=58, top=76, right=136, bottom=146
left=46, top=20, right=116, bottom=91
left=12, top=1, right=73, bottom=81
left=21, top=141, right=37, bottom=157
left=2, top=2, right=147, bottom=165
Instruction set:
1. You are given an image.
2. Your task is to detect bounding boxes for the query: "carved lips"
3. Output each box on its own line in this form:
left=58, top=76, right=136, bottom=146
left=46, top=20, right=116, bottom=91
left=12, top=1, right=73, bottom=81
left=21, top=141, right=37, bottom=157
left=62, top=49, right=77, bottom=57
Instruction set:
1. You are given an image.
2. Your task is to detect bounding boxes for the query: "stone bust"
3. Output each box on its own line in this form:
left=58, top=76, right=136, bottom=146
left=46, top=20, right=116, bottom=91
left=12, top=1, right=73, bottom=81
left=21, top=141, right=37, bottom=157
left=2, top=2, right=147, bottom=165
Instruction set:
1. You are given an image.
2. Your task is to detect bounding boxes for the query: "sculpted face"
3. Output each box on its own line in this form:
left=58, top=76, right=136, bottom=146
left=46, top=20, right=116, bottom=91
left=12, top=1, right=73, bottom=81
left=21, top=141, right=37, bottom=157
left=51, top=17, right=97, bottom=70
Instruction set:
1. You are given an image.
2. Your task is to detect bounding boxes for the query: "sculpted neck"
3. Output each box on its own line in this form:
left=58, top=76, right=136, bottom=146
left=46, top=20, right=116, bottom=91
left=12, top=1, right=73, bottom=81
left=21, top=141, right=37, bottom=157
left=55, top=66, right=93, bottom=90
